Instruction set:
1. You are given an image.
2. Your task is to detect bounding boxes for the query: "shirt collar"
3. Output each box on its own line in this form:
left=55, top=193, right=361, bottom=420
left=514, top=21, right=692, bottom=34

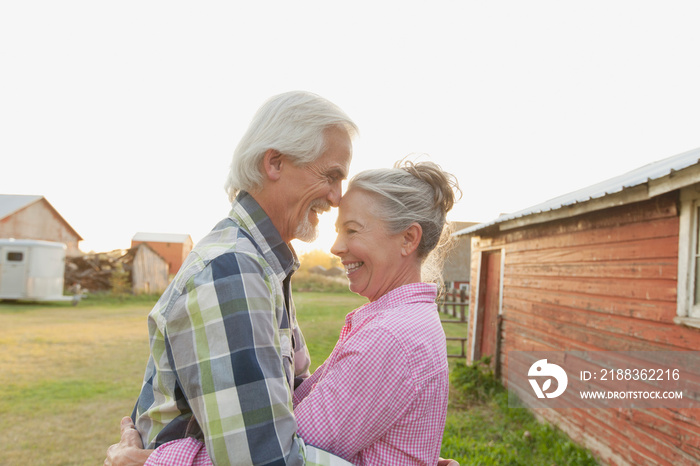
left=229, top=191, right=299, bottom=279
left=345, top=282, right=438, bottom=328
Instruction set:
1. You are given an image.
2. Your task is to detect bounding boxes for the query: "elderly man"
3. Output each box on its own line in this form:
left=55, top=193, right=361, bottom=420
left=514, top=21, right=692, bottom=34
left=118, top=91, right=356, bottom=465
left=106, top=92, right=459, bottom=466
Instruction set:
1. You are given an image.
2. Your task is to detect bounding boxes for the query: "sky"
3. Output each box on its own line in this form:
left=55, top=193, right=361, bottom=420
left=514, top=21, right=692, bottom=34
left=2, top=1, right=699, bottom=255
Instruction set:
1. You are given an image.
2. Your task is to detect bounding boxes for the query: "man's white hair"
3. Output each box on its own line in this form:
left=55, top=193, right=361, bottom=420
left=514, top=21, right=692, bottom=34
left=224, top=91, right=358, bottom=202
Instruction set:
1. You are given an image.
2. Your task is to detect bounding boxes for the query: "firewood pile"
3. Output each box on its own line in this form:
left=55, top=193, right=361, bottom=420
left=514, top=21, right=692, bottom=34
left=64, top=249, right=129, bottom=292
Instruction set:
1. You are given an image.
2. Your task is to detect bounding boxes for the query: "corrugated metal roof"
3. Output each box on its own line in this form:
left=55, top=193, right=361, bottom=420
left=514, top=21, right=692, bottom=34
left=132, top=232, right=192, bottom=243
left=456, top=147, right=700, bottom=237
left=0, top=194, right=43, bottom=220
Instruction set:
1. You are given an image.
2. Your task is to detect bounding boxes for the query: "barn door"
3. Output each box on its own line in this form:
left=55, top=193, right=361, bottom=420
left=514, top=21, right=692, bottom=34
left=477, top=250, right=502, bottom=367
left=0, top=246, right=28, bottom=298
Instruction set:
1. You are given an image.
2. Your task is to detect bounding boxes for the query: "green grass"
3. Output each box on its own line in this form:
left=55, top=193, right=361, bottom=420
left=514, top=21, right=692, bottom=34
left=0, top=298, right=152, bottom=465
left=293, top=291, right=367, bottom=371
left=0, top=292, right=597, bottom=465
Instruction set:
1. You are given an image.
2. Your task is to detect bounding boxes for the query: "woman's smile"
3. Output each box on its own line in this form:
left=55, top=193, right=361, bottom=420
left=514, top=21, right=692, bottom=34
left=343, top=261, right=364, bottom=276
left=331, top=189, right=418, bottom=301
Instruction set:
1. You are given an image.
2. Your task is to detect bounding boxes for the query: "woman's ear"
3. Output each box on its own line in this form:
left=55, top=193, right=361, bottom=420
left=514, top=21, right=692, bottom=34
left=401, top=223, right=422, bottom=256
left=262, top=149, right=283, bottom=182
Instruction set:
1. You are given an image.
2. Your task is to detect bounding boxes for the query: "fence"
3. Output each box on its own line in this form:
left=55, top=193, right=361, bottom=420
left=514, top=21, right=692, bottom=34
left=439, top=287, right=469, bottom=358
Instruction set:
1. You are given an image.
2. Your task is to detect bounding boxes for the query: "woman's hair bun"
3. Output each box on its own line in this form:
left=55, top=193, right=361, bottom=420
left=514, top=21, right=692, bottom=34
left=396, top=159, right=461, bottom=215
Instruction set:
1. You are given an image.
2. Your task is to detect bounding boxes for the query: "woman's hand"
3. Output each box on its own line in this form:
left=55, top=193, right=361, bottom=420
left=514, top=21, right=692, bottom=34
left=104, top=417, right=154, bottom=466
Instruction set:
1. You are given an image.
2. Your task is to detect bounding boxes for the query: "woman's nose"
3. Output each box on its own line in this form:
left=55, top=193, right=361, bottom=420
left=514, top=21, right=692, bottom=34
left=330, top=235, right=345, bottom=257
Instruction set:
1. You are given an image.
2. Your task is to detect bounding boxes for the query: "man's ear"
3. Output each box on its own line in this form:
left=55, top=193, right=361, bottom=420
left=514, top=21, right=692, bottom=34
left=401, top=223, right=422, bottom=256
left=262, top=149, right=283, bottom=182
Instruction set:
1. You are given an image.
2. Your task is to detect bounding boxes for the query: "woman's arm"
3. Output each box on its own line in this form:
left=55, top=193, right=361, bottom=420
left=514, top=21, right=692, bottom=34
left=293, top=327, right=416, bottom=460
left=293, top=360, right=326, bottom=407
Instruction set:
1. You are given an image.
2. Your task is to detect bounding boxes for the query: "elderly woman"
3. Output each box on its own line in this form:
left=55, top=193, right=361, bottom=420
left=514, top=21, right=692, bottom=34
left=106, top=160, right=460, bottom=466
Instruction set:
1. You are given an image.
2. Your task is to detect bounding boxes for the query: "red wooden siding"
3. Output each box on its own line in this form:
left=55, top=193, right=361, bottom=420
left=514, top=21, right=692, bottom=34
left=469, top=192, right=700, bottom=465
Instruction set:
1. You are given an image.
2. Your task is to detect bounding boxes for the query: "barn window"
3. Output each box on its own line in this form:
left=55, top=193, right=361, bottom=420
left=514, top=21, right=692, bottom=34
left=677, top=186, right=700, bottom=328
left=7, top=252, right=23, bottom=262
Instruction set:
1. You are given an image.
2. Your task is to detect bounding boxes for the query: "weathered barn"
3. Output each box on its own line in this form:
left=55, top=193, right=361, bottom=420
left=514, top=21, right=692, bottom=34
left=131, top=232, right=193, bottom=276
left=121, top=243, right=169, bottom=294
left=456, top=147, right=700, bottom=465
left=0, top=194, right=82, bottom=256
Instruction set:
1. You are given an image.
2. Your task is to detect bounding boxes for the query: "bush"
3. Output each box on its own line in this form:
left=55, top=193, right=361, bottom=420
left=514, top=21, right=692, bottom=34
left=292, top=270, right=350, bottom=293
left=450, top=356, right=502, bottom=404
left=110, top=263, right=131, bottom=298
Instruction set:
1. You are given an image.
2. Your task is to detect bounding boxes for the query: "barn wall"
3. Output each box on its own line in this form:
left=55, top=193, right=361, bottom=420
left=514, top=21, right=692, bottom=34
left=0, top=200, right=81, bottom=256
left=131, top=246, right=169, bottom=294
left=131, top=239, right=192, bottom=275
left=470, top=191, right=700, bottom=465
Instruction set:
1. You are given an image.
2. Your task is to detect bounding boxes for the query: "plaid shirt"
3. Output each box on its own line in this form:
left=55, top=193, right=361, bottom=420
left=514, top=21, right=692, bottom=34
left=292, top=283, right=449, bottom=465
left=132, top=191, right=348, bottom=465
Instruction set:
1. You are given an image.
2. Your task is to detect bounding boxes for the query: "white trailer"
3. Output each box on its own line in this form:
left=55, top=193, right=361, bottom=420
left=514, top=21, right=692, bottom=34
left=0, top=239, right=72, bottom=302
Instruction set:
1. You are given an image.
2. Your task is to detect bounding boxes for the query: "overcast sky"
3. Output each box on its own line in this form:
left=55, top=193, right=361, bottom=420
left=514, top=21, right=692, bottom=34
left=2, top=1, right=699, bottom=254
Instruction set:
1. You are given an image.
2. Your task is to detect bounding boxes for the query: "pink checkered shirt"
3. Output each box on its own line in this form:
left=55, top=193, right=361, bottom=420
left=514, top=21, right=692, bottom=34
left=293, top=282, right=449, bottom=465
left=145, top=437, right=212, bottom=466
left=144, top=283, right=448, bottom=465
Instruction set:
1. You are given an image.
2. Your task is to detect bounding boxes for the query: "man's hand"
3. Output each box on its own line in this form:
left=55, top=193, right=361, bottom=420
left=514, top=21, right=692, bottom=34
left=104, top=416, right=153, bottom=466
left=438, top=458, right=460, bottom=466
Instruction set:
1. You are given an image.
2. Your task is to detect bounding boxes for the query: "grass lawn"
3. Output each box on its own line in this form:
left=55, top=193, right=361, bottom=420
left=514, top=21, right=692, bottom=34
left=0, top=291, right=595, bottom=465
left=0, top=296, right=154, bottom=465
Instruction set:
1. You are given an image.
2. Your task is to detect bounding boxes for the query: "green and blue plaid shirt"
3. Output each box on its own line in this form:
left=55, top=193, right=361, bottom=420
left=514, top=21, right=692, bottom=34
left=132, top=192, right=347, bottom=465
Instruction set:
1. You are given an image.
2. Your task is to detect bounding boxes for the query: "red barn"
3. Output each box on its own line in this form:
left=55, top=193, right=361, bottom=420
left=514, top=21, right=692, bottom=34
left=456, top=147, right=700, bottom=465
left=131, top=232, right=193, bottom=276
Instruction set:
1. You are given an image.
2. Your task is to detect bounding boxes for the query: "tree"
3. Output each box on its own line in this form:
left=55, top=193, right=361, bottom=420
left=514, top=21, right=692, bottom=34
left=299, top=249, right=342, bottom=270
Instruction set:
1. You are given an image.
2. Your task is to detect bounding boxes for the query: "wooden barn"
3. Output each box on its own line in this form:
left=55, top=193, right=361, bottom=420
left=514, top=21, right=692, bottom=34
left=456, top=147, right=700, bottom=465
left=131, top=232, right=193, bottom=276
left=0, top=194, right=82, bottom=256
left=121, top=243, right=169, bottom=295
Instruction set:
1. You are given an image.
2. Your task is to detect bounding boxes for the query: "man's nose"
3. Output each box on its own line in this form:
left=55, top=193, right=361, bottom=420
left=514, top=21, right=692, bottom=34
left=327, top=183, right=342, bottom=207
